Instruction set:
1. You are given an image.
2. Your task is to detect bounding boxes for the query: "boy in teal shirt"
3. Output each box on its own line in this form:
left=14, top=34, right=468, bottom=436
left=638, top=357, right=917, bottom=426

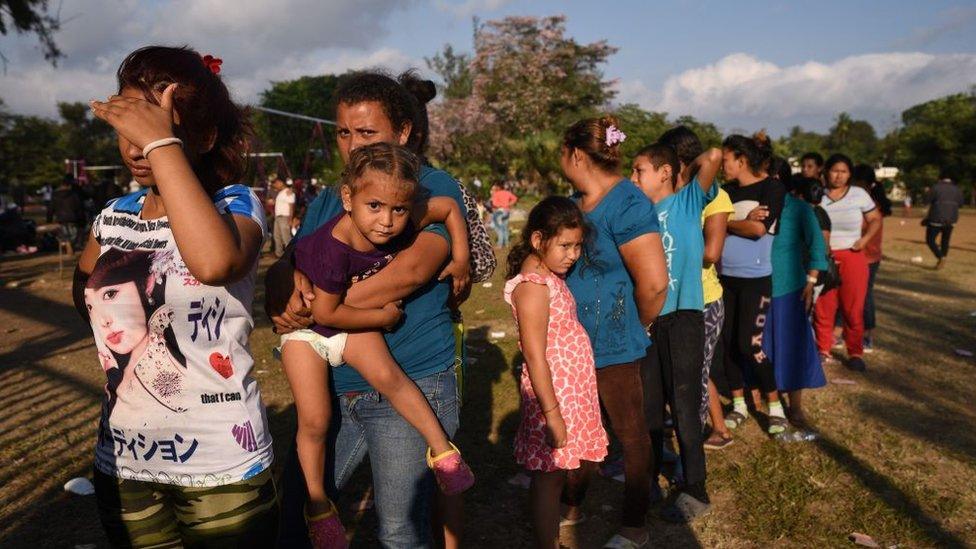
left=631, top=142, right=721, bottom=522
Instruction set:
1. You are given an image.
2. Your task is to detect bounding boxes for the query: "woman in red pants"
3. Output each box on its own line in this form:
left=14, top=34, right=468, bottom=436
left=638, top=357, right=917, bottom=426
left=814, top=154, right=883, bottom=371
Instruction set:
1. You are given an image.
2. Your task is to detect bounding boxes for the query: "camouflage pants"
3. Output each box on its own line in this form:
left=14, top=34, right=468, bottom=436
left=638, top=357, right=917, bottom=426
left=94, top=467, right=278, bottom=548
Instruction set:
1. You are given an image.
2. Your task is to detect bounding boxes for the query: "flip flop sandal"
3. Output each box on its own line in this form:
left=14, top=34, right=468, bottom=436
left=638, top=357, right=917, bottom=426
left=559, top=512, right=586, bottom=528
left=767, top=415, right=789, bottom=435
left=703, top=432, right=734, bottom=450
left=723, top=410, right=747, bottom=430
left=660, top=492, right=711, bottom=523
left=602, top=533, right=649, bottom=548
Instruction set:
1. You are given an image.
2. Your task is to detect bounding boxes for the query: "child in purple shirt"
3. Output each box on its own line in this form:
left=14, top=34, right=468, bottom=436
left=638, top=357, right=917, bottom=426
left=278, top=143, right=474, bottom=548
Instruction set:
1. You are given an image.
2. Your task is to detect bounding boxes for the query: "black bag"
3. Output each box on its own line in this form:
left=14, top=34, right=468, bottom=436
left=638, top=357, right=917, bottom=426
left=818, top=253, right=841, bottom=291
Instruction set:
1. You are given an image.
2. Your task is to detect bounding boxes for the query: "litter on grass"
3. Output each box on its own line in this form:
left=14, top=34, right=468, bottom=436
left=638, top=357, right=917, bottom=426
left=507, top=472, right=531, bottom=489
left=482, top=282, right=493, bottom=288
left=64, top=477, right=95, bottom=496
left=489, top=331, right=506, bottom=339
left=849, top=532, right=880, bottom=547
left=954, top=349, right=974, bottom=357
left=910, top=256, right=924, bottom=264
left=831, top=377, right=857, bottom=385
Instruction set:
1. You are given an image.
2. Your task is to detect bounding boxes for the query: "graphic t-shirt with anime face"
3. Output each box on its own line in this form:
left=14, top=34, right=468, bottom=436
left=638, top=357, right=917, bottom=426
left=87, top=184, right=272, bottom=487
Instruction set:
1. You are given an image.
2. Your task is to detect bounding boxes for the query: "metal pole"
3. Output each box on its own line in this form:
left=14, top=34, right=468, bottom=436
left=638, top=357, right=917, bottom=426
left=251, top=106, right=336, bottom=126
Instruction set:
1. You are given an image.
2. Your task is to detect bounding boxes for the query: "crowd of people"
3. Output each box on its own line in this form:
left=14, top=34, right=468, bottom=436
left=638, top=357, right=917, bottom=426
left=65, top=43, right=954, bottom=549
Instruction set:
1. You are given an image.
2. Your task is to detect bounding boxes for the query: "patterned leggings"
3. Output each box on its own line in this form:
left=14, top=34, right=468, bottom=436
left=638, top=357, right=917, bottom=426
left=700, top=298, right=725, bottom=423
left=94, top=467, right=278, bottom=548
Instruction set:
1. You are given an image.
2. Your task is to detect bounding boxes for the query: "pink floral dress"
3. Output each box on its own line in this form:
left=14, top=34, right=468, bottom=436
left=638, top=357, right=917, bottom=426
left=504, top=272, right=608, bottom=472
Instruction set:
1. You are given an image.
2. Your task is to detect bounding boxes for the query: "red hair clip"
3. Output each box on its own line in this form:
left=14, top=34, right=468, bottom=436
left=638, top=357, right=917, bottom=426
left=201, top=54, right=222, bottom=75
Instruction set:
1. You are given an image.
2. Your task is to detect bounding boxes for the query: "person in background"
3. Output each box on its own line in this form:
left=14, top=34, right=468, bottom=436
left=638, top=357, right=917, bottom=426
left=814, top=154, right=882, bottom=372
left=799, top=152, right=824, bottom=181
left=39, top=182, right=54, bottom=222
left=272, top=177, right=296, bottom=257
left=923, top=176, right=965, bottom=270
left=853, top=165, right=891, bottom=351
left=490, top=182, right=518, bottom=248
left=53, top=174, right=86, bottom=253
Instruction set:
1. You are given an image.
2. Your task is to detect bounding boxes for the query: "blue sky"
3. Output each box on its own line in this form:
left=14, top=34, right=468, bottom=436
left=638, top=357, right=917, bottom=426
left=1, top=0, right=975, bottom=135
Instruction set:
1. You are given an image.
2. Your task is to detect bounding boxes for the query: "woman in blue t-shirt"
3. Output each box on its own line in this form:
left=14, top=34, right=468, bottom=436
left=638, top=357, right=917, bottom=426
left=558, top=116, right=669, bottom=548
left=267, top=71, right=470, bottom=548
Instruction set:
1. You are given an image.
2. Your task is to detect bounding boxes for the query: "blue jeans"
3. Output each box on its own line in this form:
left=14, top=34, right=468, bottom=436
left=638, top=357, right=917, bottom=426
left=279, top=367, right=459, bottom=548
left=491, top=209, right=510, bottom=247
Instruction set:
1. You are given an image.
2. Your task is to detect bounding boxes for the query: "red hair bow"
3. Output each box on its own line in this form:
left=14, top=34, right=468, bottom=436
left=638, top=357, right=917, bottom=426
left=201, top=54, right=222, bottom=75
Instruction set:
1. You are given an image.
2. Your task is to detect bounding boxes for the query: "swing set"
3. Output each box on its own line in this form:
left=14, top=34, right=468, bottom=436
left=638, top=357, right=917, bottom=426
left=248, top=106, right=336, bottom=209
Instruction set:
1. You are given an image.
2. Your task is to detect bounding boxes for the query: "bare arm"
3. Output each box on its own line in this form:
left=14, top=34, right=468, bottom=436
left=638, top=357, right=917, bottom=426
left=727, top=219, right=767, bottom=239
left=702, top=212, right=729, bottom=266
left=512, top=279, right=566, bottom=448
left=420, top=196, right=471, bottom=295
left=852, top=209, right=882, bottom=251
left=619, top=233, right=669, bottom=325
left=344, top=231, right=450, bottom=308
left=513, top=282, right=558, bottom=413
left=308, top=283, right=399, bottom=331
left=678, top=148, right=722, bottom=194
left=72, top=230, right=102, bottom=323
left=143, top=147, right=264, bottom=285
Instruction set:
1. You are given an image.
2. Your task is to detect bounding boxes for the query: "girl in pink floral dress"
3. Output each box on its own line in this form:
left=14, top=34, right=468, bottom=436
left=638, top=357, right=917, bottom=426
left=504, top=196, right=608, bottom=548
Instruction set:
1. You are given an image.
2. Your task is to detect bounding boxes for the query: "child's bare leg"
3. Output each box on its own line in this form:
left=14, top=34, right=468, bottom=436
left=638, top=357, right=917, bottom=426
left=281, top=340, right=334, bottom=516
left=343, top=331, right=452, bottom=454
left=530, top=470, right=565, bottom=549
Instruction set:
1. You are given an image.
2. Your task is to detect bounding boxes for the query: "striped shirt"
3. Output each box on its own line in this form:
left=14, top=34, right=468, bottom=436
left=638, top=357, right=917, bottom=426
left=821, top=186, right=875, bottom=250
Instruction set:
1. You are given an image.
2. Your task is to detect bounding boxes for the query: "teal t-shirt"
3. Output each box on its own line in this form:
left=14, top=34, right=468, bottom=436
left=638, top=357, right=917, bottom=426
left=567, top=180, right=660, bottom=369
left=770, top=194, right=828, bottom=297
left=294, top=165, right=464, bottom=393
left=653, top=177, right=718, bottom=315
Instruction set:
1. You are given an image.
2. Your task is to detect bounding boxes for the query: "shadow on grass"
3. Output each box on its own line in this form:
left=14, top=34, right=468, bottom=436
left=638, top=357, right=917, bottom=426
left=812, top=433, right=968, bottom=547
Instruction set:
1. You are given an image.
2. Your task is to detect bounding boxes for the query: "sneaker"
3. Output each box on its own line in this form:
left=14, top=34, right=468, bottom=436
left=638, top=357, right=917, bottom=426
left=660, top=492, right=711, bottom=523
left=427, top=442, right=475, bottom=495
left=306, top=502, right=348, bottom=549
left=832, top=335, right=844, bottom=349
left=863, top=336, right=874, bottom=353
left=846, top=356, right=867, bottom=372
left=820, top=353, right=838, bottom=366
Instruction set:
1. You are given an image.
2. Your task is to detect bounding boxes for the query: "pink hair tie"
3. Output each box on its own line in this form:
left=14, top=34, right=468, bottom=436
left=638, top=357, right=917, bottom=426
left=605, top=125, right=627, bottom=147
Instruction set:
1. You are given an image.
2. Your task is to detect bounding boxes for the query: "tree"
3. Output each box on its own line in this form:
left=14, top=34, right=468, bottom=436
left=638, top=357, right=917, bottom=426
left=825, top=112, right=878, bottom=164
left=774, top=126, right=825, bottom=161
left=57, top=101, right=117, bottom=165
left=0, top=0, right=62, bottom=66
left=425, top=44, right=473, bottom=100
left=894, top=92, right=976, bottom=202
left=428, top=15, right=618, bottom=192
left=255, top=74, right=342, bottom=181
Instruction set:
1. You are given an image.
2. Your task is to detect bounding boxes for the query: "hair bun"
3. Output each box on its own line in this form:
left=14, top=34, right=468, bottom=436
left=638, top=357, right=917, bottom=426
left=399, top=70, right=437, bottom=105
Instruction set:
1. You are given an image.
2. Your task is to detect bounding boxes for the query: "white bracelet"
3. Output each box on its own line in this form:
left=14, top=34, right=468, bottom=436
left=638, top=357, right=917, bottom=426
left=143, top=137, right=183, bottom=159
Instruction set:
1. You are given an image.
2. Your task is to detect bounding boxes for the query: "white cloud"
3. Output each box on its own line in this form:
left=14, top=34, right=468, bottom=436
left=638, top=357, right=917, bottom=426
left=0, top=0, right=421, bottom=117
left=433, top=0, right=512, bottom=18
left=621, top=52, right=976, bottom=134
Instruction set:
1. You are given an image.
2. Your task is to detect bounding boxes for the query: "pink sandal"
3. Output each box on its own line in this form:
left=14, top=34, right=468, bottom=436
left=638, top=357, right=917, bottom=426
left=427, top=442, right=475, bottom=495
left=306, top=501, right=348, bottom=549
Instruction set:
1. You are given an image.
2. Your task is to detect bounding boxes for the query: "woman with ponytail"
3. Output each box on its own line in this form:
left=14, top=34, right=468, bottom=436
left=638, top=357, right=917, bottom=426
left=714, top=132, right=789, bottom=435
left=558, top=115, right=669, bottom=548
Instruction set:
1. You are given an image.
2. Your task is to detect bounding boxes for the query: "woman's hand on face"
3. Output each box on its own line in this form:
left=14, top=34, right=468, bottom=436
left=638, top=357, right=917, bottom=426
left=90, top=83, right=177, bottom=150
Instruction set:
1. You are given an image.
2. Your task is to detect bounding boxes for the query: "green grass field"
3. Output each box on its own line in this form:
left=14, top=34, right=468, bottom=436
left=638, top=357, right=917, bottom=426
left=1, top=209, right=974, bottom=547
